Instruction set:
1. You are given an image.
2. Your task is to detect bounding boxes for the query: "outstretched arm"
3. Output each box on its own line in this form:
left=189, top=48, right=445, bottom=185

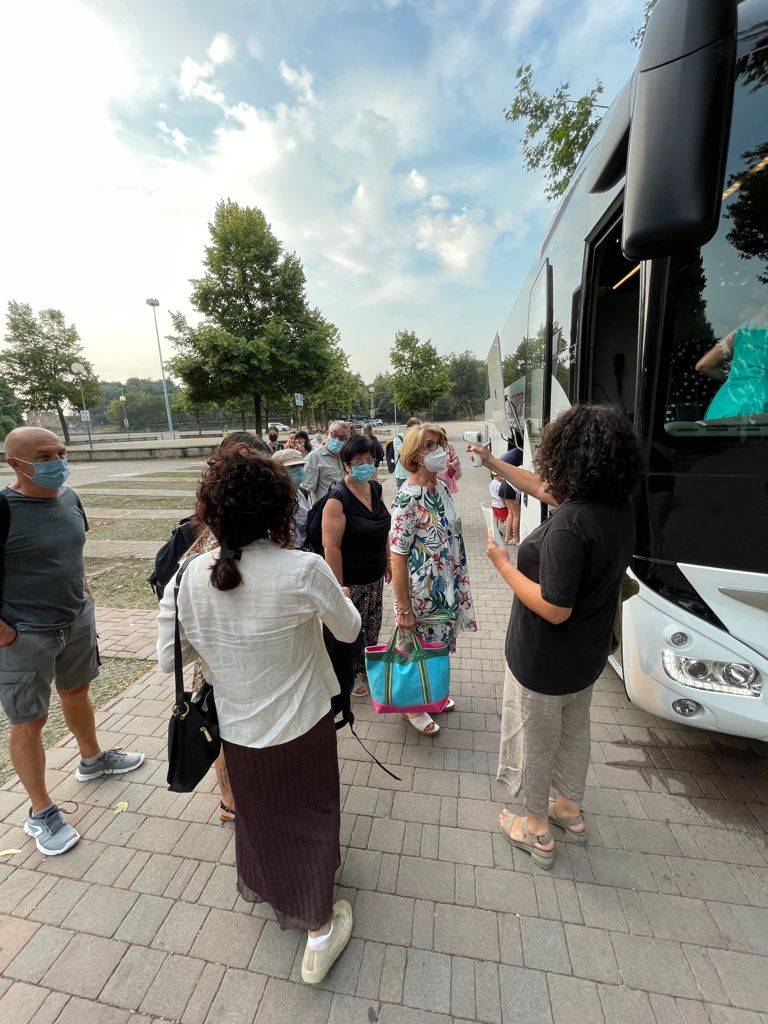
left=467, top=445, right=558, bottom=507
left=695, top=330, right=736, bottom=382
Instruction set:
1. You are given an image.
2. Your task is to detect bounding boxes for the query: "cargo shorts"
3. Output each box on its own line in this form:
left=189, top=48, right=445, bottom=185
left=0, top=600, right=100, bottom=725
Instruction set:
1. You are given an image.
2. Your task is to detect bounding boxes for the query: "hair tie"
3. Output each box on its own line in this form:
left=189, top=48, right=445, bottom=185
left=220, top=543, right=242, bottom=561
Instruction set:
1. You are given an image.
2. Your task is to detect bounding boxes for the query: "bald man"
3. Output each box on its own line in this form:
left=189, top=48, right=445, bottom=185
left=1, top=428, right=144, bottom=855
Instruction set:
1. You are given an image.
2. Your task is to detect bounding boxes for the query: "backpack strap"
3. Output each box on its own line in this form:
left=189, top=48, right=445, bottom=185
left=0, top=492, right=8, bottom=612
left=74, top=494, right=89, bottom=532
left=0, top=492, right=9, bottom=548
left=172, top=554, right=203, bottom=709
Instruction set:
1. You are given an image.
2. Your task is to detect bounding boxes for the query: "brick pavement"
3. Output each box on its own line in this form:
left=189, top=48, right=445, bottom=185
left=2, top=451, right=768, bottom=1023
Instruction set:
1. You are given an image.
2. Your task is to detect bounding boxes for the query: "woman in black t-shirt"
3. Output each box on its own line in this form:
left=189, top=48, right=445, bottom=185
left=322, top=435, right=392, bottom=697
left=469, top=405, right=642, bottom=869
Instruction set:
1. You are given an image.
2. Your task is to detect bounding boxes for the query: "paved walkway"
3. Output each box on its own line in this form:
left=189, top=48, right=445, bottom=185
left=2, top=452, right=768, bottom=1023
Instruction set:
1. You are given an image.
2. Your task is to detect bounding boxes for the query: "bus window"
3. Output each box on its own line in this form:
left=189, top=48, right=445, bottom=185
left=522, top=264, right=549, bottom=450
left=660, top=40, right=768, bottom=441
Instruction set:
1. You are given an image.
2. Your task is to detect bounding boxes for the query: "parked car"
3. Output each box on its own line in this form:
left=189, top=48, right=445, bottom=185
left=351, top=419, right=367, bottom=429
left=367, top=418, right=383, bottom=427
left=267, top=421, right=291, bottom=432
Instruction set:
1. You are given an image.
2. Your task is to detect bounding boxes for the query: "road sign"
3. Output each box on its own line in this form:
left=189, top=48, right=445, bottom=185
left=80, top=410, right=91, bottom=422
left=294, top=393, right=304, bottom=407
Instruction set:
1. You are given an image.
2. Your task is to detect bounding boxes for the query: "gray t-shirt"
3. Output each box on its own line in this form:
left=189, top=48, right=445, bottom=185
left=1, top=486, right=88, bottom=629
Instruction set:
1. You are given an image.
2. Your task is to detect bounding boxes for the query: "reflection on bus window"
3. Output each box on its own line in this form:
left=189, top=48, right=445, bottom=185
left=663, top=42, right=768, bottom=438
left=696, top=310, right=768, bottom=420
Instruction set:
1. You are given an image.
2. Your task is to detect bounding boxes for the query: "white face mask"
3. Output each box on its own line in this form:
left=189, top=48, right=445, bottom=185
left=422, top=448, right=447, bottom=473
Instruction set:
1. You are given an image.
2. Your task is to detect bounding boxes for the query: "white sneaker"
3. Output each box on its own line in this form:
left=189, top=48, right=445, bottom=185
left=301, top=900, right=353, bottom=985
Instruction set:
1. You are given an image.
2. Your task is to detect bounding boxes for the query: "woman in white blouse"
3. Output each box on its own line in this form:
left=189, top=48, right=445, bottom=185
left=157, top=448, right=361, bottom=985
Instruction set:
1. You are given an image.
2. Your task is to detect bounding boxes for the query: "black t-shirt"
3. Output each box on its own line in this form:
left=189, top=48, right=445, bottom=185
left=336, top=480, right=392, bottom=585
left=505, top=499, right=635, bottom=695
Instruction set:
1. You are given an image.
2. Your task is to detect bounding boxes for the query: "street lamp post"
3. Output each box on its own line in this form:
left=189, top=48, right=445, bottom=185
left=71, top=362, right=93, bottom=451
left=368, top=385, right=375, bottom=421
left=119, top=394, right=131, bottom=439
left=146, top=298, right=175, bottom=436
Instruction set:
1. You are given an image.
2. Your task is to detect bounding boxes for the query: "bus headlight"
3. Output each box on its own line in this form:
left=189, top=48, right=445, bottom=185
left=662, top=650, right=761, bottom=696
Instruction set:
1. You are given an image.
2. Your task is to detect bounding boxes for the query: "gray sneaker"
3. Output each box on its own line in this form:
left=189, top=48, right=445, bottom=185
left=24, top=805, right=80, bottom=856
left=75, top=748, right=145, bottom=781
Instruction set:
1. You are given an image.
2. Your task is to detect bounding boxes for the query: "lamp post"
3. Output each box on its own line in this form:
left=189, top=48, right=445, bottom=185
left=145, top=298, right=174, bottom=435
left=368, top=385, right=375, bottom=421
left=119, top=394, right=131, bottom=438
left=71, top=362, right=93, bottom=451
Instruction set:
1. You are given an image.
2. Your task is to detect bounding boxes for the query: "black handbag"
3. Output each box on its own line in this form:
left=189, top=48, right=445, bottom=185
left=166, top=556, right=221, bottom=792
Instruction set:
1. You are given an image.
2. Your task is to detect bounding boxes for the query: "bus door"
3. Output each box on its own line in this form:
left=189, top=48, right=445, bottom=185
left=580, top=216, right=641, bottom=417
left=517, top=261, right=552, bottom=539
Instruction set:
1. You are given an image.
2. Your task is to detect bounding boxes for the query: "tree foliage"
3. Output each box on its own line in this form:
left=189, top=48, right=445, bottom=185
left=1, top=302, right=100, bottom=444
left=390, top=330, right=452, bottom=415
left=504, top=64, right=604, bottom=201
left=0, top=379, right=25, bottom=440
left=506, top=1, right=659, bottom=200
left=169, top=199, right=339, bottom=432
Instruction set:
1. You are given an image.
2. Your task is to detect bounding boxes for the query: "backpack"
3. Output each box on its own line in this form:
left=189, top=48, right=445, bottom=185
left=303, top=482, right=350, bottom=555
left=385, top=433, right=402, bottom=474
left=148, top=517, right=197, bottom=600
left=1, top=489, right=88, bottom=606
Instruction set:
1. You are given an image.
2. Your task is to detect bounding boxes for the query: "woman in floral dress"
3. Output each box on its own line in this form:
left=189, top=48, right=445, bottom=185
left=389, top=423, right=477, bottom=735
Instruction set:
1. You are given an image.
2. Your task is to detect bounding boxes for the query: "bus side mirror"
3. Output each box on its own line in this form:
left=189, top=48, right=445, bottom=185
left=622, top=0, right=737, bottom=260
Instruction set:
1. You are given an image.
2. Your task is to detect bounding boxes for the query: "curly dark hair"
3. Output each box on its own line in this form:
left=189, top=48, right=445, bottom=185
left=534, top=404, right=643, bottom=504
left=196, top=449, right=297, bottom=591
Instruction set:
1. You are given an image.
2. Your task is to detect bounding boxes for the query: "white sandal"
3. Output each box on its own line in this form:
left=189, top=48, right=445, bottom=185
left=404, top=713, right=440, bottom=736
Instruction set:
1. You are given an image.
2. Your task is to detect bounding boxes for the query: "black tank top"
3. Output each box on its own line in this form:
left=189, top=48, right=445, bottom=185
left=334, top=480, right=391, bottom=585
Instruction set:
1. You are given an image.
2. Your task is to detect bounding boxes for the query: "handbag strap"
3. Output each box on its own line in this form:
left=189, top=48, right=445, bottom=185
left=172, top=553, right=203, bottom=710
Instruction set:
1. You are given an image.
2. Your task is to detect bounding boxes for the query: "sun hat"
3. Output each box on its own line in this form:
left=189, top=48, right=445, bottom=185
left=272, top=447, right=306, bottom=467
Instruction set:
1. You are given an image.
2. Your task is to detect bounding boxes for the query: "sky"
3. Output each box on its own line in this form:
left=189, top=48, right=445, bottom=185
left=0, top=0, right=641, bottom=385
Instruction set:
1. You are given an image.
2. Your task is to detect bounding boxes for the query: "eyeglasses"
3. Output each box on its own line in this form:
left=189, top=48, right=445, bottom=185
left=421, top=440, right=446, bottom=453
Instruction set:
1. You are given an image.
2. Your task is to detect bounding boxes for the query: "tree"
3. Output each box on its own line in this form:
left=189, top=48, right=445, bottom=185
left=390, top=330, right=452, bottom=416
left=171, top=200, right=338, bottom=433
left=370, top=373, right=396, bottom=421
left=504, top=64, right=604, bottom=201
left=171, top=390, right=214, bottom=436
left=506, top=1, right=658, bottom=200
left=2, top=302, right=100, bottom=444
left=0, top=379, right=25, bottom=440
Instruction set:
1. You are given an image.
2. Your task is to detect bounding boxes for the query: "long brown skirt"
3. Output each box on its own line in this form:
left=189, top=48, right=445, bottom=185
left=222, top=711, right=340, bottom=931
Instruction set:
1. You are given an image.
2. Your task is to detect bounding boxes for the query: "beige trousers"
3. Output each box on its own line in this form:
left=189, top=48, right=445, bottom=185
left=497, top=666, right=594, bottom=818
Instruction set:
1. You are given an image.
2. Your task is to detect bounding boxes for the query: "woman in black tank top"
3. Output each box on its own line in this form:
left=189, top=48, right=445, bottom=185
left=322, top=435, right=392, bottom=696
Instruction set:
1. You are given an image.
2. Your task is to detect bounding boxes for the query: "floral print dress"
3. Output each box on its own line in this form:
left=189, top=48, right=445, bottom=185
left=389, top=480, right=477, bottom=651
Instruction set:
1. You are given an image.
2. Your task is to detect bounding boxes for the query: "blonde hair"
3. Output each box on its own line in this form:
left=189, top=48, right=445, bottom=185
left=399, top=422, right=447, bottom=473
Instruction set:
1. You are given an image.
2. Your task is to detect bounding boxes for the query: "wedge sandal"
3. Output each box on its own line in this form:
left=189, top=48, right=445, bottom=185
left=548, top=802, right=587, bottom=844
left=499, top=811, right=554, bottom=870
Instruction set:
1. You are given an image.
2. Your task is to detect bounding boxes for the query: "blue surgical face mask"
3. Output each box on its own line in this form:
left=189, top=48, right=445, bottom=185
left=327, top=437, right=343, bottom=454
left=289, top=466, right=305, bottom=486
left=19, top=458, right=70, bottom=489
left=350, top=463, right=376, bottom=483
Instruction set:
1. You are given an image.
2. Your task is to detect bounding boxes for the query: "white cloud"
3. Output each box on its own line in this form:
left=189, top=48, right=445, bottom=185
left=429, top=193, right=449, bottom=209
left=178, top=56, right=226, bottom=107
left=406, top=168, right=427, bottom=193
left=416, top=207, right=499, bottom=274
left=278, top=60, right=316, bottom=104
left=208, top=32, right=235, bottom=65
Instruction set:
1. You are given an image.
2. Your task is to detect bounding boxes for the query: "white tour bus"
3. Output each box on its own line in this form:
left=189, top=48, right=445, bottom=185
left=485, top=0, right=768, bottom=739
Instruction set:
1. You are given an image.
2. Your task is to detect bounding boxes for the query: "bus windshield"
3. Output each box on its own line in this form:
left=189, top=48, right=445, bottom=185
left=659, top=40, right=768, bottom=442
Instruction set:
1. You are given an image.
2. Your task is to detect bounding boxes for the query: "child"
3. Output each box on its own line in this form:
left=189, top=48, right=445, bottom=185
left=489, top=473, right=519, bottom=545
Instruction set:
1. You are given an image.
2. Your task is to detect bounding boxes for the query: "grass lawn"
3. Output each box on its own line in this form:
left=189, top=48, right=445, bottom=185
left=79, top=495, right=193, bottom=511
left=0, top=657, right=150, bottom=785
left=88, top=560, right=158, bottom=610
left=90, top=517, right=178, bottom=542
left=80, top=479, right=197, bottom=491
